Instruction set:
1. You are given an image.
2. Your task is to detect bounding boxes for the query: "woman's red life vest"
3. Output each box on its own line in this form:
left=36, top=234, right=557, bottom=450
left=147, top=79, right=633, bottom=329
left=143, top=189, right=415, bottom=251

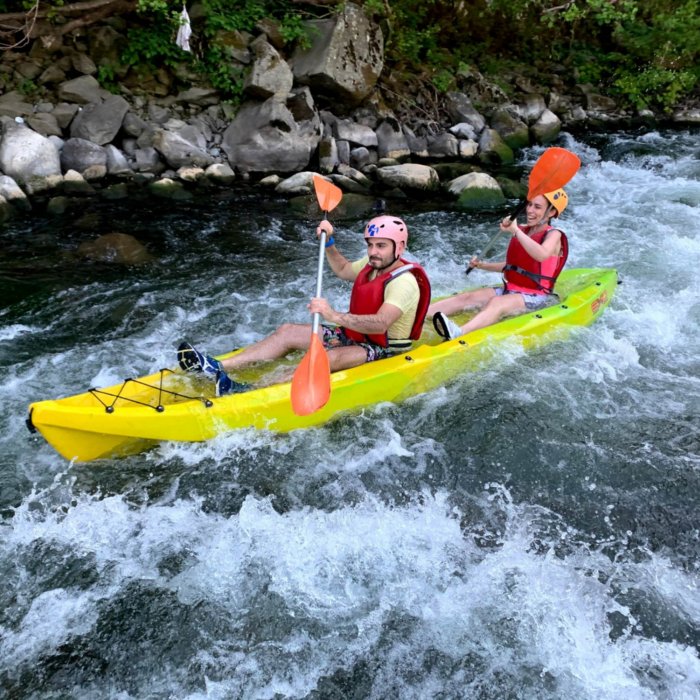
left=344, top=260, right=431, bottom=348
left=503, top=225, right=568, bottom=294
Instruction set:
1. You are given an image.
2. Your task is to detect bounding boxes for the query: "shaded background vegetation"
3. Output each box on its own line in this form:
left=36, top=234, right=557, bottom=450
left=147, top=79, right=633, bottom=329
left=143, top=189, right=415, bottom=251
left=0, top=0, right=698, bottom=113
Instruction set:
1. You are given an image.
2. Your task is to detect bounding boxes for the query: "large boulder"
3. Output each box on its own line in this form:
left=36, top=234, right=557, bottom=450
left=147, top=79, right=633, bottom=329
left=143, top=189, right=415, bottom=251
left=0, top=118, right=61, bottom=188
left=243, top=36, right=294, bottom=99
left=449, top=172, right=506, bottom=210
left=69, top=95, right=129, bottom=145
left=57, top=75, right=107, bottom=104
left=292, top=3, right=384, bottom=106
left=375, top=118, right=410, bottom=160
left=152, top=128, right=215, bottom=169
left=530, top=109, right=561, bottom=144
left=60, top=138, right=107, bottom=173
left=490, top=107, right=530, bottom=150
left=478, top=128, right=514, bottom=165
left=444, top=93, right=486, bottom=134
left=222, top=94, right=321, bottom=174
left=375, top=163, right=440, bottom=191
left=0, top=175, right=30, bottom=211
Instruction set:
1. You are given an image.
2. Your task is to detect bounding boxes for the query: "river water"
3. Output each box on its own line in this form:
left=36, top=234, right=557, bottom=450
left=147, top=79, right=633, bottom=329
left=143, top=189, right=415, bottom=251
left=0, top=129, right=698, bottom=699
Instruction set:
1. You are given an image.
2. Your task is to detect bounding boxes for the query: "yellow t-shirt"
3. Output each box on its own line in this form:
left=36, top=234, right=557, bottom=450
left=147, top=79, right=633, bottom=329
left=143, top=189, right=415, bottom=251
left=350, top=257, right=420, bottom=343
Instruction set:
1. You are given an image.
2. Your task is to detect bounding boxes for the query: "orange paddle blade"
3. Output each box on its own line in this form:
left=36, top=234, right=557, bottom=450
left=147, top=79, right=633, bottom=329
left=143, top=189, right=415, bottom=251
left=527, top=147, right=581, bottom=200
left=290, top=333, right=331, bottom=416
left=313, top=174, right=343, bottom=213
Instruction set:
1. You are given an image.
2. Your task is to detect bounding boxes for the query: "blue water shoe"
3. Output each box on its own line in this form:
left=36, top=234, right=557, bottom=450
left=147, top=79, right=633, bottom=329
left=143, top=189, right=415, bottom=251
left=177, top=341, right=222, bottom=378
left=215, top=370, right=251, bottom=397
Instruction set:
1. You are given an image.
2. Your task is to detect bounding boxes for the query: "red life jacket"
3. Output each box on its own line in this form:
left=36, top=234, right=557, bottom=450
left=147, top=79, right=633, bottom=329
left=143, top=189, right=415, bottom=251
left=344, top=259, right=431, bottom=348
left=503, top=225, right=568, bottom=294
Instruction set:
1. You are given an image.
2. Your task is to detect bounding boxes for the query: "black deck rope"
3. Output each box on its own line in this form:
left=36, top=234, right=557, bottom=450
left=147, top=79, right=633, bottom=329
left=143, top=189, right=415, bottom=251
left=89, top=369, right=214, bottom=413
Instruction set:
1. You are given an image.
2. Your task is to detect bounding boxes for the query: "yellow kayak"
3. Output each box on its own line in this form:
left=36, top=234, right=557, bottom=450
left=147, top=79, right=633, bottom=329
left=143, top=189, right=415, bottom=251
left=27, top=267, right=618, bottom=462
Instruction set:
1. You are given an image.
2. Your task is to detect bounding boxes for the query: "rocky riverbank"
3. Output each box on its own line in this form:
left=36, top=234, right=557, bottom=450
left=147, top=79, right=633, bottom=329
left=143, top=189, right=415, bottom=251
left=1, top=2, right=698, bottom=227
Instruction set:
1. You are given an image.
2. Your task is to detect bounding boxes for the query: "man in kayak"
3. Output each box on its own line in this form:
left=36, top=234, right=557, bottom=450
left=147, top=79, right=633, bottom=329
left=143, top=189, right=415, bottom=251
left=178, top=215, right=431, bottom=395
left=431, top=189, right=569, bottom=341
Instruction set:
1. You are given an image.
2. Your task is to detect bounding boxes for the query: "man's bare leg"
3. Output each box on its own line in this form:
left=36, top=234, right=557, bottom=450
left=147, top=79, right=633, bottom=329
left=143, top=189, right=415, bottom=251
left=220, top=323, right=314, bottom=371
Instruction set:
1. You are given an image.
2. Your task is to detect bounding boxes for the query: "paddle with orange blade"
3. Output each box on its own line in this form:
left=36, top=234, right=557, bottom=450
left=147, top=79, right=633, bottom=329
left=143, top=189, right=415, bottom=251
left=290, top=175, right=343, bottom=416
left=466, top=147, right=581, bottom=274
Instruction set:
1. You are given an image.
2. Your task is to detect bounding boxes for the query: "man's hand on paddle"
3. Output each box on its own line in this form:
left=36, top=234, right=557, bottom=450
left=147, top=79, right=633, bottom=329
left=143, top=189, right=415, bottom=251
left=308, top=296, right=335, bottom=323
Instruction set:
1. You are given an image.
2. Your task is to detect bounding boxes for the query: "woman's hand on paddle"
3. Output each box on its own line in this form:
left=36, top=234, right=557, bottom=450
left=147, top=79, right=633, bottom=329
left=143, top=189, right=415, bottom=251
left=500, top=216, right=520, bottom=236
left=468, top=255, right=482, bottom=271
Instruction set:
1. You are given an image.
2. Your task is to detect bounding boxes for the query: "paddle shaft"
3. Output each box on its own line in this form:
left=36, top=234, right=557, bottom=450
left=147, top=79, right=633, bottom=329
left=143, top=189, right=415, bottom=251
left=465, top=200, right=528, bottom=275
left=311, top=220, right=328, bottom=334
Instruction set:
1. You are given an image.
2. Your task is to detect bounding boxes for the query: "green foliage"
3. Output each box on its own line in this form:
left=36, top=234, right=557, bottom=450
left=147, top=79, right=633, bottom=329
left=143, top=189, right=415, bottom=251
left=370, top=0, right=698, bottom=112
left=614, top=67, right=697, bottom=112
left=18, top=78, right=38, bottom=96
left=96, top=64, right=121, bottom=94
left=431, top=68, right=455, bottom=94
left=279, top=12, right=311, bottom=49
left=116, top=0, right=313, bottom=101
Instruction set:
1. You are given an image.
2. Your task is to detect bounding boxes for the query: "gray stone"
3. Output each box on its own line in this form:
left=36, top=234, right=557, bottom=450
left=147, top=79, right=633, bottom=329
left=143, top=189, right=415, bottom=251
left=105, top=145, right=132, bottom=175
left=134, top=147, right=164, bottom=173
left=149, top=177, right=193, bottom=200
left=243, top=36, right=293, bottom=99
left=375, top=163, right=440, bottom=191
left=292, top=3, right=383, bottom=106
left=334, top=119, right=378, bottom=147
left=204, top=163, right=235, bottom=185
left=478, top=128, right=514, bottom=165
left=530, top=109, right=561, bottom=144
left=0, top=175, right=30, bottom=211
left=450, top=172, right=506, bottom=210
left=152, top=128, right=215, bottom=169
left=350, top=146, right=374, bottom=170
left=427, top=132, right=459, bottom=158
left=403, top=126, right=428, bottom=158
left=70, top=95, right=129, bottom=145
left=0, top=91, right=33, bottom=119
left=57, top=75, right=107, bottom=104
left=63, top=169, right=96, bottom=194
left=449, top=122, right=478, bottom=141
left=47, top=196, right=70, bottom=215
left=222, top=96, right=321, bottom=174
left=26, top=113, right=63, bottom=138
left=122, top=112, right=148, bottom=137
left=60, top=138, right=107, bottom=172
left=458, top=140, right=479, bottom=158
left=0, top=118, right=61, bottom=186
left=174, top=87, right=220, bottom=106
left=375, top=119, right=410, bottom=160
left=445, top=93, right=486, bottom=133
left=275, top=171, right=316, bottom=195
left=38, top=64, right=67, bottom=85
left=515, top=94, right=546, bottom=124
left=52, top=103, right=79, bottom=129
left=71, top=53, right=97, bottom=75
left=490, top=107, right=530, bottom=150
left=318, top=135, right=339, bottom=174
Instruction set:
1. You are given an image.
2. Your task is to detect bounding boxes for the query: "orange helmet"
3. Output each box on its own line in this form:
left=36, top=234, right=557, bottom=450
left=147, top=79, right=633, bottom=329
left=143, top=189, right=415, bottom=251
left=544, top=189, right=568, bottom=216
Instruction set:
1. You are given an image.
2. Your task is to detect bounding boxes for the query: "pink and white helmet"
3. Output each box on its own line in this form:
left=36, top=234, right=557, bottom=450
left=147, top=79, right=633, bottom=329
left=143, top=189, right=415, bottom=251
left=363, top=216, right=408, bottom=250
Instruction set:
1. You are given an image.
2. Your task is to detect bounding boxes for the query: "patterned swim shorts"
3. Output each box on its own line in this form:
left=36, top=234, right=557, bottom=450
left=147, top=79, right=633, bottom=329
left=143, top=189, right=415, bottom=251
left=495, top=287, right=560, bottom=311
left=321, top=325, right=395, bottom=363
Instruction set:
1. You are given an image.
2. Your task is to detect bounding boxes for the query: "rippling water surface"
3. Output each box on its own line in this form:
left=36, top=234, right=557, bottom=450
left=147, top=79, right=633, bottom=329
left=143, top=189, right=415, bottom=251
left=1, top=129, right=698, bottom=699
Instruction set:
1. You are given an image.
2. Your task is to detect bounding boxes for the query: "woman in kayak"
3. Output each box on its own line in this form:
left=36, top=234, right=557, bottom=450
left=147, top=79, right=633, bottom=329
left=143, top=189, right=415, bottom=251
left=431, top=189, right=568, bottom=341
left=178, top=215, right=431, bottom=395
